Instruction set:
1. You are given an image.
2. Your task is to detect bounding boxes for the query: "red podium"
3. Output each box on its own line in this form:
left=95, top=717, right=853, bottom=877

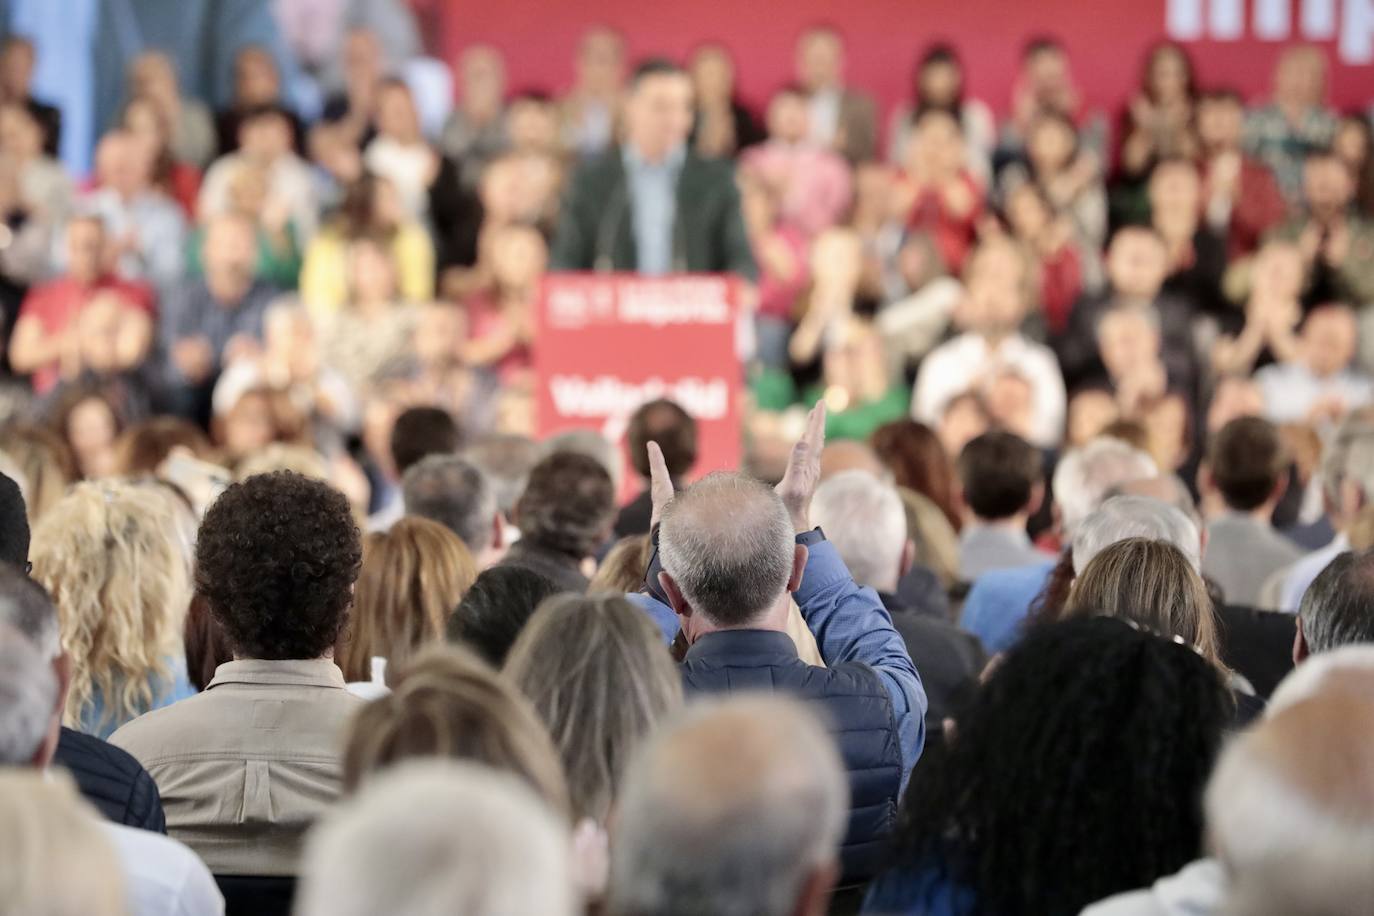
left=533, top=273, right=743, bottom=499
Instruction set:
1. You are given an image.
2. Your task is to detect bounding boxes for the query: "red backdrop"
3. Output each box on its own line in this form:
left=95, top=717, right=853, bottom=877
left=433, top=0, right=1371, bottom=129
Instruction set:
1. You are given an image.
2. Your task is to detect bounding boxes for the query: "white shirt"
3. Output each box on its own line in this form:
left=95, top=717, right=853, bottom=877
left=1278, top=532, right=1350, bottom=613
left=807, top=87, right=842, bottom=148
left=105, top=822, right=224, bottom=916
left=1255, top=361, right=1374, bottom=425
left=912, top=332, right=1067, bottom=448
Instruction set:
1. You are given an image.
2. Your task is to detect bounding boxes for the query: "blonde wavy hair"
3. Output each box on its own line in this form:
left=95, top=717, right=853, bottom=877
left=337, top=517, right=478, bottom=683
left=31, top=481, right=192, bottom=732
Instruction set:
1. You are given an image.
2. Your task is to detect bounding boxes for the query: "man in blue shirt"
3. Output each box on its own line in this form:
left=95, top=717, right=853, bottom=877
left=550, top=58, right=755, bottom=279
left=158, top=212, right=277, bottom=421
left=636, top=403, right=926, bottom=884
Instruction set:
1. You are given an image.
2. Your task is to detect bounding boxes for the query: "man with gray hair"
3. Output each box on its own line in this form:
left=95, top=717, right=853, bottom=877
left=608, top=696, right=848, bottom=916
left=812, top=470, right=985, bottom=734
left=1294, top=548, right=1374, bottom=663
left=643, top=404, right=925, bottom=884
left=1274, top=414, right=1374, bottom=611
left=961, top=436, right=1158, bottom=652
left=1071, top=494, right=1202, bottom=576
left=0, top=613, right=224, bottom=914
left=296, top=760, right=574, bottom=916
left=402, top=454, right=503, bottom=567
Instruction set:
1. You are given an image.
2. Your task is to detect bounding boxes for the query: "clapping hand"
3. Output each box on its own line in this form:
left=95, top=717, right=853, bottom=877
left=647, top=401, right=828, bottom=534
left=775, top=401, right=827, bottom=533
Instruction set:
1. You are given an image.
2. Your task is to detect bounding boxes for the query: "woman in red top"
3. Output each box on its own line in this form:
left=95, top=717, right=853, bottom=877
left=462, top=224, right=545, bottom=385
left=1003, top=181, right=1083, bottom=336
left=895, top=108, right=984, bottom=275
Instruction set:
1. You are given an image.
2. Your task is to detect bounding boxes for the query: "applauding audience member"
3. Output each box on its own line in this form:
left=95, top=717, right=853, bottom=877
left=648, top=404, right=926, bottom=882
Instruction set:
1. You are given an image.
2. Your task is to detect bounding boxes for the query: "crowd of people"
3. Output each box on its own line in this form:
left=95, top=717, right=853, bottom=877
left=2, top=6, right=1374, bottom=916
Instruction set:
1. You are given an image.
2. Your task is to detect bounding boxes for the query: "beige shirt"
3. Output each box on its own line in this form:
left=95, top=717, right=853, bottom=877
left=110, top=659, right=363, bottom=877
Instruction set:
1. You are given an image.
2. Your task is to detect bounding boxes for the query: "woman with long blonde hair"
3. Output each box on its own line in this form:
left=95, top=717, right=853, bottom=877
left=337, top=516, right=478, bottom=687
left=31, top=481, right=195, bottom=737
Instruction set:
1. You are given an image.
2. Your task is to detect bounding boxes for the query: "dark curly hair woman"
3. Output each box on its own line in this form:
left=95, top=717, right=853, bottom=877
left=196, top=470, right=362, bottom=660
left=862, top=616, right=1231, bottom=916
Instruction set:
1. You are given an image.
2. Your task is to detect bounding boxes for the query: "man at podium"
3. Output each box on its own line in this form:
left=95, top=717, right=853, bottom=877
left=550, top=58, right=756, bottom=279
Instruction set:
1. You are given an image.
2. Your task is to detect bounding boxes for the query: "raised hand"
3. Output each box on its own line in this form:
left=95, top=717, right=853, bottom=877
left=647, top=441, right=676, bottom=530
left=775, top=401, right=827, bottom=533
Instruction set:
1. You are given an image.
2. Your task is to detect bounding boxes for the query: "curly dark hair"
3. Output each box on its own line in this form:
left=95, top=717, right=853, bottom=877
left=883, top=617, right=1230, bottom=916
left=195, top=471, right=361, bottom=660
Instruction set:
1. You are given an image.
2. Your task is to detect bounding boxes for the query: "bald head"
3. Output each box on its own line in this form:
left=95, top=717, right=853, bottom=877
left=819, top=441, right=886, bottom=480
left=659, top=473, right=796, bottom=627
left=608, top=696, right=847, bottom=916
left=1207, top=693, right=1374, bottom=914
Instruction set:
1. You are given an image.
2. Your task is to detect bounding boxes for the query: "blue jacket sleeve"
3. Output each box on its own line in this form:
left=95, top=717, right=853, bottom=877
left=794, top=539, right=928, bottom=784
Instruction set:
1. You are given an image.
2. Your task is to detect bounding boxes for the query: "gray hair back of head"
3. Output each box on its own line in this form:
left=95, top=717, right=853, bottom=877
left=1297, top=549, right=1374, bottom=656
left=1073, top=495, right=1201, bottom=575
left=608, top=696, right=849, bottom=916
left=0, top=620, right=57, bottom=766
left=544, top=428, right=623, bottom=495
left=402, top=455, right=497, bottom=554
left=1053, top=437, right=1159, bottom=537
left=812, top=470, right=906, bottom=592
left=659, top=473, right=795, bottom=627
left=295, top=760, right=575, bottom=916
left=463, top=435, right=541, bottom=516
left=1323, top=415, right=1374, bottom=508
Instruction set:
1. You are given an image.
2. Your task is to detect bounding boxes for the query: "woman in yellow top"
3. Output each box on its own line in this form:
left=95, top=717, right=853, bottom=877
left=299, top=173, right=434, bottom=315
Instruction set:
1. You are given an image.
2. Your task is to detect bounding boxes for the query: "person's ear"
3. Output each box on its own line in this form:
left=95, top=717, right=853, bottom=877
left=1269, top=472, right=1289, bottom=509
left=1198, top=463, right=1215, bottom=496
left=658, top=571, right=690, bottom=618
left=1027, top=479, right=1045, bottom=517
left=791, top=860, right=840, bottom=916
left=490, top=513, right=504, bottom=552
left=899, top=538, right=916, bottom=579
left=1293, top=616, right=1310, bottom=666
left=787, top=544, right=809, bottom=594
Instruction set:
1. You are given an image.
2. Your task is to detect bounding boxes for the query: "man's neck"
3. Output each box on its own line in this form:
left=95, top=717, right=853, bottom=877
left=627, top=141, right=683, bottom=167
left=967, top=513, right=1030, bottom=535
left=1217, top=502, right=1277, bottom=525
left=685, top=598, right=791, bottom=643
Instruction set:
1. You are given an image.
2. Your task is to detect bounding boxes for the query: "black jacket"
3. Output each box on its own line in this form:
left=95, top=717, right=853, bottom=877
left=878, top=592, right=986, bottom=732
left=550, top=149, right=756, bottom=279
left=53, top=727, right=165, bottom=832
left=681, top=630, right=903, bottom=883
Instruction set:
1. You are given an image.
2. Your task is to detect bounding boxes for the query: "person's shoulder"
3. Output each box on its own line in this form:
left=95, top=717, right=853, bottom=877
left=968, top=559, right=1055, bottom=594
left=108, top=691, right=211, bottom=750
left=56, top=727, right=148, bottom=778
left=103, top=822, right=222, bottom=905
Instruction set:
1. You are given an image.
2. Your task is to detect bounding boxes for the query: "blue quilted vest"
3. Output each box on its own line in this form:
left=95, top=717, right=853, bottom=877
left=680, top=629, right=904, bottom=882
